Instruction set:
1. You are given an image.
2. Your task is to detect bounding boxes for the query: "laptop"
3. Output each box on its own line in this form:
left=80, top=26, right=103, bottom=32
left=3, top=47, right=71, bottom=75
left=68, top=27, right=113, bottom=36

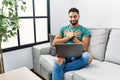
left=55, top=43, right=83, bottom=58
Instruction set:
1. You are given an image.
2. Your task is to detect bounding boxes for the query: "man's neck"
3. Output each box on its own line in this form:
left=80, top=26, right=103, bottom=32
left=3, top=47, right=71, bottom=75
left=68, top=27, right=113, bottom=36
left=70, top=23, right=79, bottom=28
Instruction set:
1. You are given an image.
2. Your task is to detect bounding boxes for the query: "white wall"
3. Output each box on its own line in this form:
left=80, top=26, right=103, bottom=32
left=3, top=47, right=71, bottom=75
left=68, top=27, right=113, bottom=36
left=50, top=0, right=71, bottom=34
left=3, top=48, right=33, bottom=72
left=50, top=0, right=120, bottom=34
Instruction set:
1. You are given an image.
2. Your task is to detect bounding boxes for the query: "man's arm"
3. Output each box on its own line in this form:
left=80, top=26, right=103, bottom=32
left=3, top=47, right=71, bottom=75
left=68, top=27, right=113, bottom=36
left=52, top=31, right=75, bottom=46
left=73, top=36, right=90, bottom=51
left=52, top=34, right=70, bottom=46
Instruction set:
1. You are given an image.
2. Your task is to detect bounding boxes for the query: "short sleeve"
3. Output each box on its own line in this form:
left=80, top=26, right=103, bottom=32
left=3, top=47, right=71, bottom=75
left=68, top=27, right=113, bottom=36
left=58, top=26, right=65, bottom=37
left=83, top=28, right=91, bottom=37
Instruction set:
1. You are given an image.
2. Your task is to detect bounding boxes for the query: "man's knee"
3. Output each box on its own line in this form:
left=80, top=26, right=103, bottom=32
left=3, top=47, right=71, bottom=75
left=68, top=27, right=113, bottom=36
left=55, top=57, right=65, bottom=65
left=82, top=52, right=93, bottom=64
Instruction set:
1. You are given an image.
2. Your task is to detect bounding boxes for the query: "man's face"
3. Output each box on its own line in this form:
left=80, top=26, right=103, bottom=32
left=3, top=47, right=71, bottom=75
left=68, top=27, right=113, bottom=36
left=68, top=12, right=80, bottom=25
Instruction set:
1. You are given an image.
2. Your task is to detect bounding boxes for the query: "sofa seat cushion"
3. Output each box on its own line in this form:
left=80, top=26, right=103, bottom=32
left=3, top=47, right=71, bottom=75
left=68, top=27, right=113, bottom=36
left=39, top=55, right=54, bottom=71
left=64, top=59, right=100, bottom=80
left=64, top=71, right=76, bottom=80
left=39, top=55, right=75, bottom=80
left=74, top=61, right=120, bottom=80
left=39, top=55, right=101, bottom=80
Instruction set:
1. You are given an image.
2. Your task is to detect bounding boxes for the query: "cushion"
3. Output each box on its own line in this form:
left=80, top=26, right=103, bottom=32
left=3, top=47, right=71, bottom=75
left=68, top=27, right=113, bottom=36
left=49, top=34, right=55, bottom=45
left=39, top=55, right=54, bottom=71
left=40, top=47, right=51, bottom=55
left=64, top=71, right=76, bottom=80
left=50, top=46, right=56, bottom=56
left=105, top=29, right=120, bottom=64
left=64, top=59, right=102, bottom=80
left=88, top=28, right=110, bottom=61
left=74, top=61, right=120, bottom=80
left=40, top=55, right=75, bottom=80
left=49, top=34, right=56, bottom=56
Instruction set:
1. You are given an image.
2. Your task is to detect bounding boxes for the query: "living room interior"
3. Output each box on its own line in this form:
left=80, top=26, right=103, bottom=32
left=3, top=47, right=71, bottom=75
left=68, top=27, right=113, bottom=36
left=1, top=0, right=120, bottom=80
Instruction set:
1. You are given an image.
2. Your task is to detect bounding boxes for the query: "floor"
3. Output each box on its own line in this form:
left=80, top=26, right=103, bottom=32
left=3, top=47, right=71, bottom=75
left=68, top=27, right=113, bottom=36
left=31, top=70, right=45, bottom=80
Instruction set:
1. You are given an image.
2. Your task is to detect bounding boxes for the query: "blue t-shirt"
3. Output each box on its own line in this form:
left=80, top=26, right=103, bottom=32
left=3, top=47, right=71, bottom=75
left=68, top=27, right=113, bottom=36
left=58, top=25, right=91, bottom=44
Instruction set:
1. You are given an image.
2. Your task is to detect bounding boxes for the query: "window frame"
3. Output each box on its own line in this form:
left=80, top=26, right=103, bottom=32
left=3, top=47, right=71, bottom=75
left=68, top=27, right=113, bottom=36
left=2, top=0, right=50, bottom=52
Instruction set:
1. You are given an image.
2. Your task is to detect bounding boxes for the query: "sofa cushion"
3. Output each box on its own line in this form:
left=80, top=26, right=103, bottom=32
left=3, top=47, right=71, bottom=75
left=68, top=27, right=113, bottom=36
left=65, top=59, right=101, bottom=80
left=64, top=71, right=76, bottom=80
left=49, top=34, right=55, bottom=45
left=49, top=34, right=56, bottom=56
left=105, top=29, right=120, bottom=64
left=74, top=61, right=120, bottom=80
left=40, top=47, right=51, bottom=55
left=88, top=28, right=110, bottom=61
left=39, top=55, right=54, bottom=71
left=39, top=55, right=75, bottom=80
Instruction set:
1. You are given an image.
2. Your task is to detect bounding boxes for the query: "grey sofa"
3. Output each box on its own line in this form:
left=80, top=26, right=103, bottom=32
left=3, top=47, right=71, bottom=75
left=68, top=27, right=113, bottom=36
left=32, top=28, right=120, bottom=80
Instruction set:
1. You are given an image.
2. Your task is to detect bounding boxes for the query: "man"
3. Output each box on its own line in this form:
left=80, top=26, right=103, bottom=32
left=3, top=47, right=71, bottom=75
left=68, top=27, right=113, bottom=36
left=52, top=7, right=93, bottom=80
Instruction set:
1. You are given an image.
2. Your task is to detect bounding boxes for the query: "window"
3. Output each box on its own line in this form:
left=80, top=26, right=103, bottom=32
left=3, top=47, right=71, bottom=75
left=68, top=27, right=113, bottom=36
left=2, top=0, right=50, bottom=52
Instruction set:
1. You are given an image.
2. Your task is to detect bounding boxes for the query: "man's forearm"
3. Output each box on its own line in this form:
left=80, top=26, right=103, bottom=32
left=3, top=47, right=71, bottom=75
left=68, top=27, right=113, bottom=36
left=52, top=37, right=70, bottom=46
left=72, top=37, right=83, bottom=44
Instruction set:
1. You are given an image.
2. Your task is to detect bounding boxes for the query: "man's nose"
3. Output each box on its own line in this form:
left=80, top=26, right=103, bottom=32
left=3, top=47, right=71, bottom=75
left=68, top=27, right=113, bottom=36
left=71, top=17, right=75, bottom=20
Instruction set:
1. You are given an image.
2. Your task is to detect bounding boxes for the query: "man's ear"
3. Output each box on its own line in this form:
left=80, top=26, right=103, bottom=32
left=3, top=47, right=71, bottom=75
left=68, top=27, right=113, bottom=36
left=79, top=15, right=80, bottom=18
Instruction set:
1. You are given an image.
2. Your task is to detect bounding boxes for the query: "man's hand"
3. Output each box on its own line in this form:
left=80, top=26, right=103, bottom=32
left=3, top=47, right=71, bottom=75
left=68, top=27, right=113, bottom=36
left=74, top=31, right=81, bottom=38
left=64, top=30, right=74, bottom=39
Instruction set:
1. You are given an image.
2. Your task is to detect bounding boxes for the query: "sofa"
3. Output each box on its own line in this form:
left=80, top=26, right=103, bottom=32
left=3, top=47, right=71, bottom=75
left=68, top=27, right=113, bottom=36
left=32, top=28, right=120, bottom=80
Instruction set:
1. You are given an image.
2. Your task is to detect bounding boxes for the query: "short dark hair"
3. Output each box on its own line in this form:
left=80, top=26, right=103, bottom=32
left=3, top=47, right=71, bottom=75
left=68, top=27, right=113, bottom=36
left=68, top=7, right=79, bottom=14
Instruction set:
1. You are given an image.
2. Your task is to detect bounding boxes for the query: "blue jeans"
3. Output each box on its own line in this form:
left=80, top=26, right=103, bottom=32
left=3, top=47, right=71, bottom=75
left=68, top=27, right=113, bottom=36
left=52, top=52, right=90, bottom=80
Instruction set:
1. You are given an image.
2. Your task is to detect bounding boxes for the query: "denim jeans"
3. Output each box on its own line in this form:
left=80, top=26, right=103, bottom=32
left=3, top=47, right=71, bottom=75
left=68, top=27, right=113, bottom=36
left=52, top=52, right=90, bottom=80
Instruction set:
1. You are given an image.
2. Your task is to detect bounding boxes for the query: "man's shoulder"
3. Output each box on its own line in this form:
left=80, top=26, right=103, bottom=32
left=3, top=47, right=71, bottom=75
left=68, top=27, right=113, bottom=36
left=61, top=25, right=70, bottom=29
left=79, top=25, right=91, bottom=36
left=79, top=25, right=87, bottom=29
left=79, top=25, right=90, bottom=31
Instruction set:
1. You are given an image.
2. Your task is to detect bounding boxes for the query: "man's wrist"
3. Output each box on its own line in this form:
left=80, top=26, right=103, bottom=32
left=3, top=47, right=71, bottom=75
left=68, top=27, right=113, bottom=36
left=66, top=36, right=75, bottom=40
left=66, top=37, right=70, bottom=40
left=70, top=36, right=75, bottom=40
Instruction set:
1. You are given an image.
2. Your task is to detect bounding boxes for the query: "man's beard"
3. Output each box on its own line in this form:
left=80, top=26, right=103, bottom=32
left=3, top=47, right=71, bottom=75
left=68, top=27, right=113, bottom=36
left=70, top=20, right=78, bottom=25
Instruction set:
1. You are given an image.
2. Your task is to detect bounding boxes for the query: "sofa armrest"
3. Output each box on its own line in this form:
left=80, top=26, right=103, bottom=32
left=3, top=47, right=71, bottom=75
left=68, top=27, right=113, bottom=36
left=40, top=47, right=51, bottom=55
left=32, top=43, right=50, bottom=75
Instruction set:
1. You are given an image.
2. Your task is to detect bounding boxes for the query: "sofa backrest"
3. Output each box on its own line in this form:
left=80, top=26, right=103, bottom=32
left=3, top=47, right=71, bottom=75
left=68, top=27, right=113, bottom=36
left=105, top=28, right=120, bottom=65
left=88, top=28, right=110, bottom=61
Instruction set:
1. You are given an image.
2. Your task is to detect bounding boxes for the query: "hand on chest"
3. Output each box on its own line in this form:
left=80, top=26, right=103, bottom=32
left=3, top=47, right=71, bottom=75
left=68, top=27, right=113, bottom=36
left=64, top=30, right=81, bottom=38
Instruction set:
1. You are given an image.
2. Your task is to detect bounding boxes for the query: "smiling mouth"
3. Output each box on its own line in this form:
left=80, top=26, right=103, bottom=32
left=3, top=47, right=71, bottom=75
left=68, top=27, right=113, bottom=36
left=71, top=21, right=78, bottom=25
